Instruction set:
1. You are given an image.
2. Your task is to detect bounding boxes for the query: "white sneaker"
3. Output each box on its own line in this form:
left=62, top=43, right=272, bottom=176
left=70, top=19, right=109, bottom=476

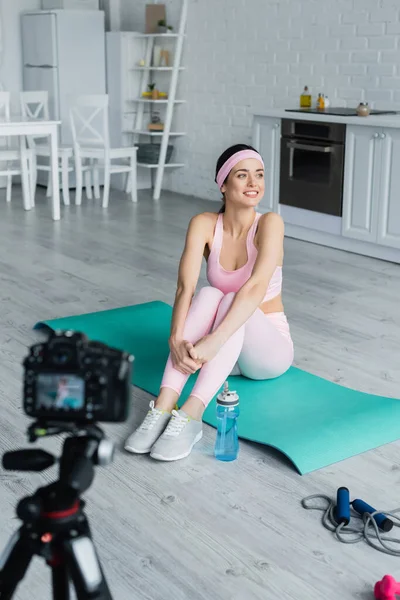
left=124, top=400, right=171, bottom=454
left=150, top=409, right=203, bottom=462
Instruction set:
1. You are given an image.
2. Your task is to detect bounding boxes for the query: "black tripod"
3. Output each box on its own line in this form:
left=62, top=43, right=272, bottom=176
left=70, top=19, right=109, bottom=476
left=0, top=421, right=114, bottom=599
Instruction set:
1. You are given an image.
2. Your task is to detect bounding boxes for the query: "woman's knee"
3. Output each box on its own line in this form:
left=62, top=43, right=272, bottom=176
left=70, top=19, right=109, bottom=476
left=239, top=350, right=293, bottom=381
left=195, top=286, right=224, bottom=304
left=217, top=291, right=236, bottom=311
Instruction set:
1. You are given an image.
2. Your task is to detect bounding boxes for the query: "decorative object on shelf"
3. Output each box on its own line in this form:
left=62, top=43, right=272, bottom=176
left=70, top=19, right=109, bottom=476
left=357, top=102, right=370, bottom=117
left=137, top=143, right=174, bottom=164
left=148, top=123, right=164, bottom=131
left=148, top=83, right=159, bottom=100
left=159, top=49, right=170, bottom=67
left=159, top=92, right=168, bottom=98
left=148, top=112, right=164, bottom=131
left=138, top=59, right=146, bottom=67
left=153, top=45, right=162, bottom=67
left=145, top=3, right=166, bottom=33
left=157, top=19, right=173, bottom=33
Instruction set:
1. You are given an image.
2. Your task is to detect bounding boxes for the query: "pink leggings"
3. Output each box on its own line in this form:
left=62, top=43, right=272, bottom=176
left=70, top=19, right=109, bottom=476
left=160, top=286, right=294, bottom=407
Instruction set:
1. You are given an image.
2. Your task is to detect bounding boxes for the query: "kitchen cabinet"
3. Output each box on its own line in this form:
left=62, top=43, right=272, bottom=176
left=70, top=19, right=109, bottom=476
left=342, top=126, right=380, bottom=243
left=343, top=125, right=400, bottom=250
left=378, top=128, right=400, bottom=249
left=252, top=116, right=281, bottom=212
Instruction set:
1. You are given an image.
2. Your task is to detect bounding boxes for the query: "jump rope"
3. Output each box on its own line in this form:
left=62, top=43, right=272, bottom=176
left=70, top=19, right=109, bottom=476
left=302, top=488, right=400, bottom=556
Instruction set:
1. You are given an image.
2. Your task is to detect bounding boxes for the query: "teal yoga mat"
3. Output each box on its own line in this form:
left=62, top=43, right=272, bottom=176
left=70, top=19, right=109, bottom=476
left=35, top=301, right=400, bottom=474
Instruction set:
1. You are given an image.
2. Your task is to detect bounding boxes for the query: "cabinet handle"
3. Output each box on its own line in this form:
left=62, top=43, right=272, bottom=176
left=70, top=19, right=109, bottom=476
left=274, top=123, right=280, bottom=129
left=373, top=133, right=379, bottom=139
left=380, top=133, right=386, bottom=139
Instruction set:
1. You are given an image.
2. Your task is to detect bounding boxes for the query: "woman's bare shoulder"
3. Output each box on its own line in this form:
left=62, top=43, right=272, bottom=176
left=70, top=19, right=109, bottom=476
left=258, top=211, right=284, bottom=228
left=189, top=211, right=219, bottom=231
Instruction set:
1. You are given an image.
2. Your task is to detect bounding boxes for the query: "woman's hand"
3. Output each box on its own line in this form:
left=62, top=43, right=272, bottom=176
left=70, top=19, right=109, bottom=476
left=169, top=338, right=201, bottom=375
left=188, top=334, right=223, bottom=365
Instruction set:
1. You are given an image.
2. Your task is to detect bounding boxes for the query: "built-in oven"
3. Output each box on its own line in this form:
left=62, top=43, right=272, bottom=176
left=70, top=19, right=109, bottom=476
left=279, top=119, right=346, bottom=217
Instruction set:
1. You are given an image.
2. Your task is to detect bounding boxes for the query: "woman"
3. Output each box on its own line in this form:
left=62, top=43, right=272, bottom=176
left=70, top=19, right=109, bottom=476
left=125, top=144, right=294, bottom=461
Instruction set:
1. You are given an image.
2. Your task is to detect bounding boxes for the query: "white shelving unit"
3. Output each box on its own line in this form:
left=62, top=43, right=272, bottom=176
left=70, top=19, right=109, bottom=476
left=105, top=0, right=187, bottom=199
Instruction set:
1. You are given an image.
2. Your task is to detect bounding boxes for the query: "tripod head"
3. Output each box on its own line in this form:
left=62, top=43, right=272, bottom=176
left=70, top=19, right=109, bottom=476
left=2, top=420, right=115, bottom=522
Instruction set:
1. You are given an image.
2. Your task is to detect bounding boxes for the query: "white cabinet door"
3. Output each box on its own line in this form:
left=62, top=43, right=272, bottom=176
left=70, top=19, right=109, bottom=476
left=377, top=129, right=400, bottom=249
left=21, top=14, right=58, bottom=67
left=252, top=116, right=281, bottom=212
left=342, top=126, right=381, bottom=242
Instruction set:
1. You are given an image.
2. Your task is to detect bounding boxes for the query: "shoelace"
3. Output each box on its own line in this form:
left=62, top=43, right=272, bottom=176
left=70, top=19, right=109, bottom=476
left=163, top=410, right=188, bottom=437
left=138, top=401, right=165, bottom=431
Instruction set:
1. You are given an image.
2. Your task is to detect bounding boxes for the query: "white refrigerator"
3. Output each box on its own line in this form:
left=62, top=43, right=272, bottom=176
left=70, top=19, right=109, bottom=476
left=21, top=9, right=106, bottom=148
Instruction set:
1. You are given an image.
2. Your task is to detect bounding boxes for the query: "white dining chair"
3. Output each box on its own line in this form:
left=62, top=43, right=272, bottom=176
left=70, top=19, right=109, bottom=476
left=69, top=94, right=137, bottom=207
left=20, top=91, right=75, bottom=206
left=0, top=91, right=36, bottom=206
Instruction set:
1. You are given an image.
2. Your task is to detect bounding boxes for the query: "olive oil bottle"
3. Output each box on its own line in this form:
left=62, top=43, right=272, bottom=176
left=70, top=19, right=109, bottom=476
left=300, top=85, right=312, bottom=108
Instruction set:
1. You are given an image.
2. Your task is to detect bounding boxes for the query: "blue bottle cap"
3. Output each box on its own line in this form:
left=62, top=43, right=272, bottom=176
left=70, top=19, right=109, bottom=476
left=217, top=381, right=239, bottom=407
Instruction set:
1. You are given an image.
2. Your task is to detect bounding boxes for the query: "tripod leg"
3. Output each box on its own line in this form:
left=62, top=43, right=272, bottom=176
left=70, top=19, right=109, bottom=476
left=63, top=535, right=112, bottom=600
left=51, top=559, right=70, bottom=600
left=0, top=528, right=35, bottom=599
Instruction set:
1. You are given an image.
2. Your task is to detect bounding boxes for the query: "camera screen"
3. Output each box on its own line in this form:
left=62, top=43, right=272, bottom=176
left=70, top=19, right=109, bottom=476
left=37, top=374, right=85, bottom=411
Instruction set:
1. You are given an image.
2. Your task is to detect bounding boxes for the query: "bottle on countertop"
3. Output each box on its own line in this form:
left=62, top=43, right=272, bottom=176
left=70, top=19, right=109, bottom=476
left=356, top=102, right=370, bottom=117
left=300, top=85, right=312, bottom=108
left=324, top=95, right=330, bottom=108
left=214, top=381, right=240, bottom=462
left=316, top=93, right=325, bottom=110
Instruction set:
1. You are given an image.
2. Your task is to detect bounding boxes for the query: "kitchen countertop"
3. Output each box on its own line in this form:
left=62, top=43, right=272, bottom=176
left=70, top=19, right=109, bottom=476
left=253, top=107, right=400, bottom=128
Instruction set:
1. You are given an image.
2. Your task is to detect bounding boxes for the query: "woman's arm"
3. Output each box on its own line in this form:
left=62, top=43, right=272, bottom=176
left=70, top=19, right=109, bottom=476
left=211, top=212, right=284, bottom=345
left=169, top=214, right=208, bottom=342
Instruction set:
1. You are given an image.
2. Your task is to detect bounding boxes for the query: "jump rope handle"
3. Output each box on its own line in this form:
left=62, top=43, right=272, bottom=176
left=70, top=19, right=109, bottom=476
left=352, top=499, right=394, bottom=532
left=335, top=487, right=350, bottom=525
left=334, top=489, right=394, bottom=532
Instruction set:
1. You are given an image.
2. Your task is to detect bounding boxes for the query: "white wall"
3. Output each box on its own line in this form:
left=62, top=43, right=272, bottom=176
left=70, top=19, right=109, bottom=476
left=0, top=0, right=41, bottom=110
left=119, top=0, right=144, bottom=30
left=118, top=0, right=400, bottom=203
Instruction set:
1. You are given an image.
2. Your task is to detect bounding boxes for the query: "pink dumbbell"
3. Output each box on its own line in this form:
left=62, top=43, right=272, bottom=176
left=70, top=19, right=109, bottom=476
left=375, top=575, right=400, bottom=600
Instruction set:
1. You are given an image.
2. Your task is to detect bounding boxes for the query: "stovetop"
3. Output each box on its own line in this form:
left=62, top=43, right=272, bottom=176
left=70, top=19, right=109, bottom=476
left=286, top=107, right=400, bottom=116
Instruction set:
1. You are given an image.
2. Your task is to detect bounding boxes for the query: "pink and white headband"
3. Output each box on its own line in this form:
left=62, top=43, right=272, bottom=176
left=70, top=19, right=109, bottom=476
left=216, top=149, right=265, bottom=190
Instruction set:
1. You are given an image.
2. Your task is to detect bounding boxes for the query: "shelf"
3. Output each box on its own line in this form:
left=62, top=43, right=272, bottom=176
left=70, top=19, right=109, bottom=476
left=138, top=162, right=185, bottom=169
left=124, top=130, right=187, bottom=137
left=131, top=99, right=186, bottom=104
left=131, top=67, right=185, bottom=71
left=130, top=33, right=184, bottom=39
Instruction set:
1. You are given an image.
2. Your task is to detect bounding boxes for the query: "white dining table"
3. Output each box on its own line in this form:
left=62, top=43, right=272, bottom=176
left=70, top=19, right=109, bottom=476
left=0, top=118, right=62, bottom=221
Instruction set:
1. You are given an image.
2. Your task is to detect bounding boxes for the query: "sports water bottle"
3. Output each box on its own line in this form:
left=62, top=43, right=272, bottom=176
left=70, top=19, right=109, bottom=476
left=214, top=381, right=240, bottom=462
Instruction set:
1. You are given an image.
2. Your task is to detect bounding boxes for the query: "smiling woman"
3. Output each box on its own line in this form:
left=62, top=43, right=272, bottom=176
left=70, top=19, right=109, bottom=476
left=124, top=143, right=294, bottom=463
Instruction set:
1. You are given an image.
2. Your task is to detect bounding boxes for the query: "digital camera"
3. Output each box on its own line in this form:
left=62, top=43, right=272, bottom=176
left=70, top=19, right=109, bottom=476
left=23, top=330, right=133, bottom=423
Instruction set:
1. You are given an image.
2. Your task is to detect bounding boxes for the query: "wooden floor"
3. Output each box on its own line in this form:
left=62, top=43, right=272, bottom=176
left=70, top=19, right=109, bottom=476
left=0, top=187, right=399, bottom=600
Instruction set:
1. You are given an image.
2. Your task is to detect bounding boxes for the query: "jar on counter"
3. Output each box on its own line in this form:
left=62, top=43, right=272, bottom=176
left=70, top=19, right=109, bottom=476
left=357, top=102, right=370, bottom=117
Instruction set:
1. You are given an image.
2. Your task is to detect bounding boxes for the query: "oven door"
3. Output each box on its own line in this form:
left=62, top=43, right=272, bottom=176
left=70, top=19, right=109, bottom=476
left=279, top=138, right=345, bottom=216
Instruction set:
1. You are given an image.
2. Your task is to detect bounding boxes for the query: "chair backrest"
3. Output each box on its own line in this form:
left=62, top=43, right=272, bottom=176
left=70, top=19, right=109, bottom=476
left=20, top=91, right=50, bottom=147
left=0, top=92, right=11, bottom=120
left=69, top=94, right=110, bottom=151
left=20, top=91, right=50, bottom=120
left=0, top=92, right=12, bottom=148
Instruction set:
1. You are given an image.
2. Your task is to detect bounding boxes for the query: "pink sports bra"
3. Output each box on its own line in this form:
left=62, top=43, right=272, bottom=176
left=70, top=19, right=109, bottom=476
left=206, top=212, right=283, bottom=302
